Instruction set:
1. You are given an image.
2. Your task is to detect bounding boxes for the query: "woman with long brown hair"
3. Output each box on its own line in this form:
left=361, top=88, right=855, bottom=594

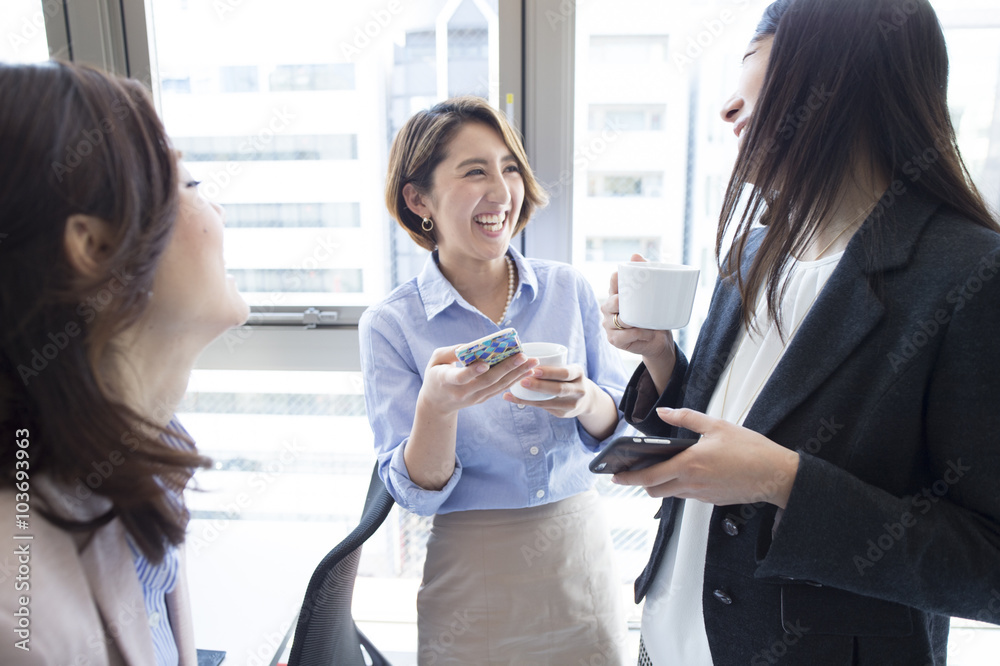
left=0, top=62, right=248, bottom=664
left=603, top=0, right=1000, bottom=663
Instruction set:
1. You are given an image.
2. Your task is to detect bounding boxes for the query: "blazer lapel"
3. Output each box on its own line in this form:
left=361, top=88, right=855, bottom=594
left=78, top=519, right=157, bottom=665
left=742, top=187, right=941, bottom=438
left=742, top=253, right=883, bottom=437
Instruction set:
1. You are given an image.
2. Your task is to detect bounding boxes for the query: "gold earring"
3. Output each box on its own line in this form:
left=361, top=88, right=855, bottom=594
left=421, top=216, right=434, bottom=232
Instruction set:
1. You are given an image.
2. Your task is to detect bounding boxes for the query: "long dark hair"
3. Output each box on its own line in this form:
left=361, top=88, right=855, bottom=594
left=720, top=0, right=999, bottom=332
left=0, top=62, right=210, bottom=563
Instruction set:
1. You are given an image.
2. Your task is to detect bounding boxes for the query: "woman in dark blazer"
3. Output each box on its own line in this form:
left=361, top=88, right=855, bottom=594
left=602, top=1, right=1000, bottom=664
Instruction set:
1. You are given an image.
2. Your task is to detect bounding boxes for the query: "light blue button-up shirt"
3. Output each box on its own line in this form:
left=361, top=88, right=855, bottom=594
left=360, top=248, right=630, bottom=516
left=127, top=418, right=190, bottom=666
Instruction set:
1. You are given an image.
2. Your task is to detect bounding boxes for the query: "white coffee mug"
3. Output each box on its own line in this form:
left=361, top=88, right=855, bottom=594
left=618, top=262, right=700, bottom=330
left=510, top=342, right=567, bottom=401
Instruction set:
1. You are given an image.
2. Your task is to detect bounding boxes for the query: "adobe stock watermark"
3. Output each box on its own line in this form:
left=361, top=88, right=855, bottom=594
left=50, top=99, right=135, bottom=182
left=420, top=610, right=477, bottom=665
left=339, top=0, right=404, bottom=61
left=887, top=251, right=999, bottom=373
left=187, top=437, right=304, bottom=555
left=544, top=122, right=623, bottom=200
left=728, top=416, right=844, bottom=530
left=544, top=0, right=595, bottom=31
left=520, top=511, right=575, bottom=566
left=673, top=0, right=753, bottom=71
left=212, top=0, right=253, bottom=20
left=84, top=600, right=143, bottom=661
left=15, top=267, right=135, bottom=386
left=244, top=618, right=295, bottom=666
left=750, top=620, right=811, bottom=666
left=853, top=458, right=971, bottom=576
left=878, top=0, right=921, bottom=38
left=5, top=0, right=60, bottom=54
left=194, top=105, right=296, bottom=202
left=755, top=85, right=835, bottom=159
left=219, top=231, right=343, bottom=352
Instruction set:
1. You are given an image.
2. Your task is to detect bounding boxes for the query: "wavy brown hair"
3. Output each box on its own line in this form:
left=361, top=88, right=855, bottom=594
left=721, top=0, right=999, bottom=333
left=385, top=95, right=549, bottom=251
left=0, top=62, right=210, bottom=563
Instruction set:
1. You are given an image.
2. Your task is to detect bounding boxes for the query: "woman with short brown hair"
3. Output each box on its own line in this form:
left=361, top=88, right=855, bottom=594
left=362, top=96, right=631, bottom=663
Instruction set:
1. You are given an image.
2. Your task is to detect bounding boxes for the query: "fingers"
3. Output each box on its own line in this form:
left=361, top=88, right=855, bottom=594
left=655, top=407, right=716, bottom=435
left=612, top=457, right=682, bottom=489
left=489, top=354, right=538, bottom=389
left=429, top=344, right=462, bottom=366
left=530, top=364, right=581, bottom=383
left=630, top=253, right=646, bottom=262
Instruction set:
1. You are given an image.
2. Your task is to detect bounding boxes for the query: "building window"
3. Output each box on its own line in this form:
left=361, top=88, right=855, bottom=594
left=269, top=63, right=355, bottom=91
left=222, top=202, right=361, bottom=228
left=589, top=35, right=669, bottom=65
left=220, top=65, right=258, bottom=93
left=172, top=134, right=358, bottom=161
left=586, top=237, right=661, bottom=263
left=589, top=104, right=666, bottom=132
left=588, top=172, right=664, bottom=197
left=230, top=268, right=363, bottom=294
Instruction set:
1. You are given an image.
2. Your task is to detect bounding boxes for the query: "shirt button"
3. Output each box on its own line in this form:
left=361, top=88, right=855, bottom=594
left=148, top=611, right=161, bottom=626
left=529, top=446, right=539, bottom=455
left=722, top=518, right=739, bottom=536
left=536, top=489, right=545, bottom=499
left=713, top=589, right=733, bottom=605
left=517, top=404, right=525, bottom=410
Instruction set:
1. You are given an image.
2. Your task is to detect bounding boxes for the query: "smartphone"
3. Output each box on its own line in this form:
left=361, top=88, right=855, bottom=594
left=589, top=435, right=699, bottom=474
left=455, top=327, right=523, bottom=366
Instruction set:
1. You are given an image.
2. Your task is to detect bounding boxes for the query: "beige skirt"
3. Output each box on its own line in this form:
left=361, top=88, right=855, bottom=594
left=417, top=489, right=628, bottom=666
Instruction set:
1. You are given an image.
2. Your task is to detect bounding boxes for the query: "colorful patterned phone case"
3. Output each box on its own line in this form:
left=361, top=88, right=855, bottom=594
left=455, top=328, right=522, bottom=366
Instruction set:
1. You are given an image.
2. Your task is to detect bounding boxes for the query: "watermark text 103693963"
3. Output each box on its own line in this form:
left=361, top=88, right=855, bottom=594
left=12, top=429, right=33, bottom=652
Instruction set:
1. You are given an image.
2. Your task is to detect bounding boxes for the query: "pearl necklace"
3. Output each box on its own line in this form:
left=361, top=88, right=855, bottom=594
left=496, top=254, right=516, bottom=324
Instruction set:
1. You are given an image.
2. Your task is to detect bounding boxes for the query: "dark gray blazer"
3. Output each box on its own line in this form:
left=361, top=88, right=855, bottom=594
left=622, top=188, right=1000, bottom=665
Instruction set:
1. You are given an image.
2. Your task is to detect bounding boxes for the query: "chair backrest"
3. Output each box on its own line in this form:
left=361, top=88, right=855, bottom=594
left=286, top=463, right=395, bottom=666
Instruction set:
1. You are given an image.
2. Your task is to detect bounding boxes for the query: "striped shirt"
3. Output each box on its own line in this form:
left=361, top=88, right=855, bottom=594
left=126, top=417, right=192, bottom=666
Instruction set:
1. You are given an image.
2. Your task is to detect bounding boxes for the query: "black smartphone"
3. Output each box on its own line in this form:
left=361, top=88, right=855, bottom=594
left=589, top=435, right=699, bottom=474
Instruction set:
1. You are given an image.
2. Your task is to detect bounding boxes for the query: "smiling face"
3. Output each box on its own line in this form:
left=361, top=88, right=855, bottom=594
left=406, top=121, right=525, bottom=273
left=720, top=35, right=774, bottom=148
left=145, top=160, right=249, bottom=340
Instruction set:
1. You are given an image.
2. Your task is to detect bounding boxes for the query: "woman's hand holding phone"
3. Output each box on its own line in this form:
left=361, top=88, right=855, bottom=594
left=418, top=334, right=537, bottom=418
left=611, top=407, right=800, bottom=509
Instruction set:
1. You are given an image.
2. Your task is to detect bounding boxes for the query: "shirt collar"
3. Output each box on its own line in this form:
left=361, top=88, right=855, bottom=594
left=417, top=246, right=539, bottom=321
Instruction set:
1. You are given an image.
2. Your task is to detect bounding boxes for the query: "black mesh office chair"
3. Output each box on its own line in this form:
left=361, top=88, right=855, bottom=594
left=283, top=463, right=395, bottom=666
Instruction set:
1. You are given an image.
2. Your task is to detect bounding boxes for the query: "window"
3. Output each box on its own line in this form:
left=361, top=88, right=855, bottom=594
left=25, top=0, right=1000, bottom=662
left=586, top=237, right=661, bottom=263
left=172, top=134, right=358, bottom=161
left=0, top=0, right=56, bottom=63
left=269, top=63, right=355, bottom=91
left=589, top=35, right=669, bottom=65
left=219, top=65, right=258, bottom=93
left=588, top=172, right=664, bottom=197
left=144, top=0, right=502, bottom=661
left=589, top=104, right=665, bottom=132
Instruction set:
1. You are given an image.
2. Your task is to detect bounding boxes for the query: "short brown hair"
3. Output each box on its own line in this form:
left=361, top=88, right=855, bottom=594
left=385, top=96, right=548, bottom=251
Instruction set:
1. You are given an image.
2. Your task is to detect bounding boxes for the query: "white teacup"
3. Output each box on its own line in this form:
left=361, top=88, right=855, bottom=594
left=510, top=342, right=567, bottom=401
left=618, top=262, right=700, bottom=330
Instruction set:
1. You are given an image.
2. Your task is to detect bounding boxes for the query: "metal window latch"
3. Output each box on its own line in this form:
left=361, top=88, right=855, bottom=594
left=245, top=308, right=340, bottom=328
